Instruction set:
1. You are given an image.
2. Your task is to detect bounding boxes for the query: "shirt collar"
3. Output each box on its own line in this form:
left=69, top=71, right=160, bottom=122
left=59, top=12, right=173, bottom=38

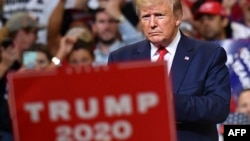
left=95, top=40, right=124, bottom=55
left=151, top=30, right=181, bottom=56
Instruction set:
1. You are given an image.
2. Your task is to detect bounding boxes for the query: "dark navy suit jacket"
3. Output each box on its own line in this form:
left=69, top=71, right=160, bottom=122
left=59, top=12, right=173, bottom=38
left=108, top=33, right=231, bottom=141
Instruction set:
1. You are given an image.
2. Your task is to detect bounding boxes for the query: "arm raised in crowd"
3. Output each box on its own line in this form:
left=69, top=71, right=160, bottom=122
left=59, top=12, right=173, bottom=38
left=47, top=35, right=77, bottom=69
left=100, top=0, right=145, bottom=44
left=47, top=0, right=66, bottom=56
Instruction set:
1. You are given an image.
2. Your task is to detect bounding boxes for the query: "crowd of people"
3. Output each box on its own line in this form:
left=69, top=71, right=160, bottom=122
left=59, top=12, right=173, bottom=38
left=0, top=0, right=250, bottom=141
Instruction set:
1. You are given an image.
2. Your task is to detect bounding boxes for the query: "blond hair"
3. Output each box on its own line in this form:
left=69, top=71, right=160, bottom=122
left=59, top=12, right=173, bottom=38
left=135, top=0, right=182, bottom=17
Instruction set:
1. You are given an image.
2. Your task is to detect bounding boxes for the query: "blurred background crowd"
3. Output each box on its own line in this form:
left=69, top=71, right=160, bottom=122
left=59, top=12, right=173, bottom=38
left=1, top=0, right=250, bottom=69
left=0, top=0, right=250, bottom=141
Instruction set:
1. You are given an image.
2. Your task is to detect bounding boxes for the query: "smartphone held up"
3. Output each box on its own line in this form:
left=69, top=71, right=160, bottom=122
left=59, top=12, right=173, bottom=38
left=22, top=51, right=37, bottom=69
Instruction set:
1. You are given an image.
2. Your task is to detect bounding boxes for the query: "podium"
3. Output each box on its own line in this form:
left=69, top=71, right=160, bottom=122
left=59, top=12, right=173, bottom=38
left=8, top=61, right=176, bottom=141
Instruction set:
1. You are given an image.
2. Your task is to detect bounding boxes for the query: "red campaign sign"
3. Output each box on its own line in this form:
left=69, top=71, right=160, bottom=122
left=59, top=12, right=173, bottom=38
left=8, top=61, right=176, bottom=141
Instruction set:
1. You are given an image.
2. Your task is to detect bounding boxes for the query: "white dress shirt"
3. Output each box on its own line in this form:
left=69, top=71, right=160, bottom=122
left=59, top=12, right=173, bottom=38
left=150, top=30, right=181, bottom=74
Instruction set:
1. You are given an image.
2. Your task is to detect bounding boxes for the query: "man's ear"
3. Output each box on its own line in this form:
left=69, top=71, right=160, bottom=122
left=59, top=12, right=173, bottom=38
left=175, top=11, right=183, bottom=26
left=176, top=19, right=182, bottom=26
left=222, top=17, right=229, bottom=28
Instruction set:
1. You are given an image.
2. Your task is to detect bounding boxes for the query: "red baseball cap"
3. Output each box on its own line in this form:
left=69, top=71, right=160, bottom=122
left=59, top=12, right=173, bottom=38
left=195, top=1, right=227, bottom=19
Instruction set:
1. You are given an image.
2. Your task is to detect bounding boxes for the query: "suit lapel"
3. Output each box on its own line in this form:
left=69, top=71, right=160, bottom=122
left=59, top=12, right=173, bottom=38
left=133, top=40, right=151, bottom=60
left=130, top=37, right=195, bottom=93
left=170, top=34, right=195, bottom=93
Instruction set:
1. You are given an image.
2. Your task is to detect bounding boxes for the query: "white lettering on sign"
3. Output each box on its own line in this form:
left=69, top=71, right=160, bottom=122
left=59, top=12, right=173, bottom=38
left=55, top=120, right=132, bottom=141
left=228, top=129, right=247, bottom=136
left=75, top=98, right=99, bottom=119
left=74, top=124, right=92, bottom=140
left=56, top=125, right=72, bottom=141
left=104, top=95, right=133, bottom=117
left=94, top=122, right=110, bottom=140
left=240, top=47, right=250, bottom=71
left=23, top=92, right=159, bottom=123
left=112, top=120, right=132, bottom=139
left=49, top=100, right=71, bottom=122
left=137, top=92, right=159, bottom=114
left=24, top=102, right=44, bottom=123
left=232, top=60, right=250, bottom=89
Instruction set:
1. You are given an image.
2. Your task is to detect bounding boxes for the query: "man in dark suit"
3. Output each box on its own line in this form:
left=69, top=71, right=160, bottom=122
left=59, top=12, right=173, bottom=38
left=108, top=0, right=231, bottom=141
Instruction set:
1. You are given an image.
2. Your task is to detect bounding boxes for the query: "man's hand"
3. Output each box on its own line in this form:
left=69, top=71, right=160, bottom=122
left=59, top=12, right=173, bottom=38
left=0, top=46, right=19, bottom=77
left=99, top=0, right=124, bottom=21
left=56, top=36, right=77, bottom=60
left=0, top=46, right=18, bottom=68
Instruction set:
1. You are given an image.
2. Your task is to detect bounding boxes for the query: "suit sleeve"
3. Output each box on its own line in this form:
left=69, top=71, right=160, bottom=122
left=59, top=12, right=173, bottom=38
left=174, top=47, right=231, bottom=124
left=108, top=52, right=114, bottom=65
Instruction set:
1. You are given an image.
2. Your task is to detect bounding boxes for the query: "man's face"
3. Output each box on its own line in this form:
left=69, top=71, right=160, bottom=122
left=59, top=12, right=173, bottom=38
left=237, top=91, right=250, bottom=118
left=138, top=0, right=180, bottom=46
left=93, top=11, right=119, bottom=44
left=18, top=28, right=37, bottom=50
left=197, top=14, right=227, bottom=40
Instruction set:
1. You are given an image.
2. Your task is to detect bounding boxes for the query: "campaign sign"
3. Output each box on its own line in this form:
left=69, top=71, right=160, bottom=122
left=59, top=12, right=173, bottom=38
left=8, top=61, right=176, bottom=141
left=219, top=39, right=250, bottom=99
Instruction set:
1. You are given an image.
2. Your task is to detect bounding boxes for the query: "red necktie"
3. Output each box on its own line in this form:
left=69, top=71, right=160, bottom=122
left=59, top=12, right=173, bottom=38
left=157, top=47, right=168, bottom=62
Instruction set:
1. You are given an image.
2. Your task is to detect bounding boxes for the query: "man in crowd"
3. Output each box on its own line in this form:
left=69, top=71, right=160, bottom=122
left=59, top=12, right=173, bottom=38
left=195, top=1, right=250, bottom=40
left=0, top=12, right=43, bottom=141
left=92, top=0, right=144, bottom=65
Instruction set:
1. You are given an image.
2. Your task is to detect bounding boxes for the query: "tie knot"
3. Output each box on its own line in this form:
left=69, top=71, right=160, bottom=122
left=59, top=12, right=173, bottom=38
left=157, top=47, right=167, bottom=62
left=157, top=47, right=167, bottom=55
